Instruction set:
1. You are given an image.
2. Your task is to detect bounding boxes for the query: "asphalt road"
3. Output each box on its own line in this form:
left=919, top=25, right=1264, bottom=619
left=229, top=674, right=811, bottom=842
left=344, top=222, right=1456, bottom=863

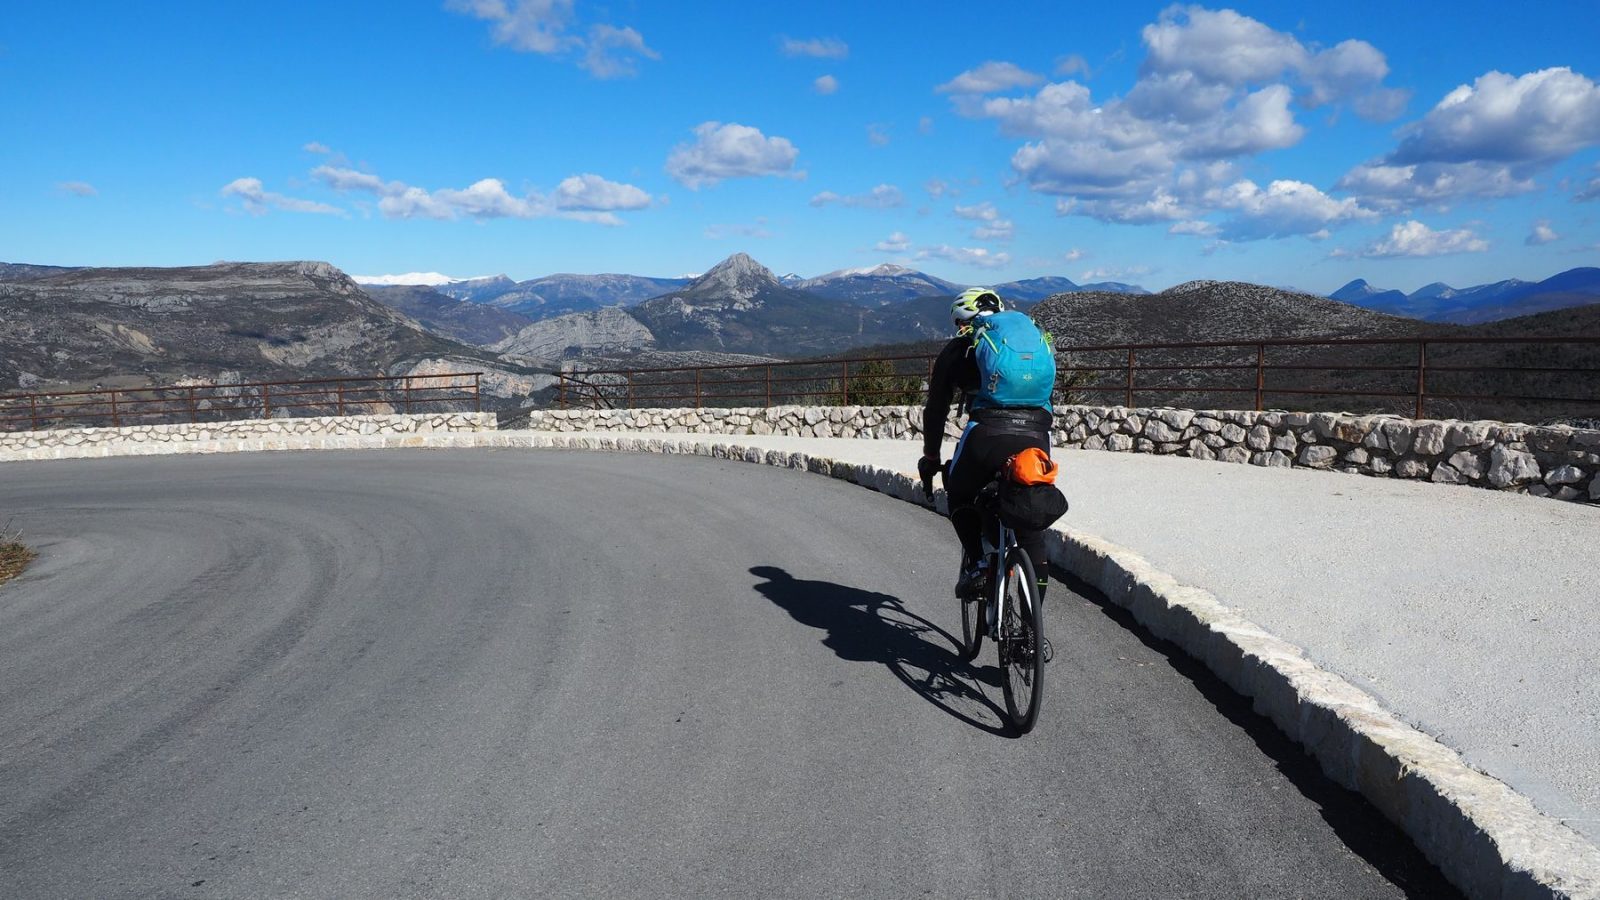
left=0, top=450, right=1455, bottom=899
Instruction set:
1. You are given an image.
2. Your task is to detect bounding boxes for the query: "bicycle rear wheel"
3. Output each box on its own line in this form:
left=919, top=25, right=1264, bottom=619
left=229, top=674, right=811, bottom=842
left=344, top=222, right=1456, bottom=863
left=999, top=547, right=1044, bottom=733
left=958, top=553, right=983, bottom=661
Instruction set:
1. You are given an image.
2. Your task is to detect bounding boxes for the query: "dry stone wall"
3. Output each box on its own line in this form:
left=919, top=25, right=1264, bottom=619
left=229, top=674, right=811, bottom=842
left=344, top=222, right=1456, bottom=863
left=0, top=413, right=496, bottom=463
left=515, top=405, right=1600, bottom=503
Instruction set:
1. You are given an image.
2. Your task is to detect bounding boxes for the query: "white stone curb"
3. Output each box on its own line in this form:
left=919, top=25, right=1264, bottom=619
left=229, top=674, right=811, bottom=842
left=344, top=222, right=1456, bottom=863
left=522, top=432, right=1600, bottom=900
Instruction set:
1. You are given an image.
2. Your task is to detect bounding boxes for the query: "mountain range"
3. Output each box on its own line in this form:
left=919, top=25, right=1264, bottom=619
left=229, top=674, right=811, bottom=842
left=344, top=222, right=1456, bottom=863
left=4, top=254, right=1596, bottom=422
left=354, top=261, right=1149, bottom=319
left=1330, top=268, right=1600, bottom=324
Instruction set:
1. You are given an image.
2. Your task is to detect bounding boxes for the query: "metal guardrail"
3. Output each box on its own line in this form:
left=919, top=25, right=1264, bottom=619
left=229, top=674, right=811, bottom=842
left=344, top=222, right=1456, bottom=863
left=556, top=336, right=1600, bottom=420
left=0, top=373, right=483, bottom=432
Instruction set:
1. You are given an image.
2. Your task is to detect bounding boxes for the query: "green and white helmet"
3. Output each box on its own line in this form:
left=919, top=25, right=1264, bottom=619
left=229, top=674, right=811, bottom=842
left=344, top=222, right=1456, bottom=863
left=950, top=287, right=1002, bottom=329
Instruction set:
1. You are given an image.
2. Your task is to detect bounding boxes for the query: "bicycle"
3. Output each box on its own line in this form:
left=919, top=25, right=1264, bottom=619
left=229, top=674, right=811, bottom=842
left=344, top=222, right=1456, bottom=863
left=924, top=469, right=1046, bottom=733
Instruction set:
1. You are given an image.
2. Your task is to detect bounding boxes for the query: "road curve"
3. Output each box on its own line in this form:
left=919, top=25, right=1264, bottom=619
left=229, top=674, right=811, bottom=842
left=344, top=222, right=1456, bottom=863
left=0, top=450, right=1453, bottom=899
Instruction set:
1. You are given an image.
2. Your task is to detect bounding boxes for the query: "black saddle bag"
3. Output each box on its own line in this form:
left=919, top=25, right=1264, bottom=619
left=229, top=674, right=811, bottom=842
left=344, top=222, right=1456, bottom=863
left=995, top=480, right=1069, bottom=532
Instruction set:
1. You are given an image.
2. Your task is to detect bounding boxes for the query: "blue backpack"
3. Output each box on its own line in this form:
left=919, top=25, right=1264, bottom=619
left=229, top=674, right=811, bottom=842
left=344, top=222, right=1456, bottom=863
left=970, top=310, right=1056, bottom=411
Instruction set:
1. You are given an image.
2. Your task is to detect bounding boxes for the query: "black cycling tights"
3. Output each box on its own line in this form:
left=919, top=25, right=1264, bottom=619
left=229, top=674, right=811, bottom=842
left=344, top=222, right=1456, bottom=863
left=945, top=423, right=1051, bottom=600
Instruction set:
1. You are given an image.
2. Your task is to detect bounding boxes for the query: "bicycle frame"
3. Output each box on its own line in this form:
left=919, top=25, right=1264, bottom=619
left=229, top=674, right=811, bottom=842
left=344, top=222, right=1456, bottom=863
left=978, top=509, right=1027, bottom=638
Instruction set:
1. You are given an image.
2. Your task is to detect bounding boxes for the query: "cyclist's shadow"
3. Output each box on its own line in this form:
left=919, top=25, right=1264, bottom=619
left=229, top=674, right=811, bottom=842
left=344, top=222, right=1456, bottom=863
left=749, top=565, right=1011, bottom=736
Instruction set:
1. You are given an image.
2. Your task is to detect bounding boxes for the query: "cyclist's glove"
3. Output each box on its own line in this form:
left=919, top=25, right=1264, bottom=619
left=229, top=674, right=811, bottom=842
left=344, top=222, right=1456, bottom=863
left=917, top=455, right=942, bottom=500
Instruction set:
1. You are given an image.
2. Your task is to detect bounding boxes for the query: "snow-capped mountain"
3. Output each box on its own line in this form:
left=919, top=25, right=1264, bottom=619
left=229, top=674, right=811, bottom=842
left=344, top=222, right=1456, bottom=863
left=793, top=263, right=964, bottom=306
left=483, top=273, right=691, bottom=317
left=352, top=272, right=474, bottom=287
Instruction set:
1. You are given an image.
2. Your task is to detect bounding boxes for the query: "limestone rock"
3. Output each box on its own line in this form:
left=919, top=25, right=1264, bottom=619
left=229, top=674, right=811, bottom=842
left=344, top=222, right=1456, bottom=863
left=1395, top=458, right=1429, bottom=479
left=1447, top=450, right=1486, bottom=480
left=1220, top=423, right=1247, bottom=443
left=1412, top=422, right=1446, bottom=456
left=1382, top=421, right=1415, bottom=456
left=1431, top=463, right=1468, bottom=484
left=1246, top=424, right=1271, bottom=451
left=1298, top=445, right=1337, bottom=468
left=1216, top=446, right=1250, bottom=464
left=1487, top=445, right=1541, bottom=488
left=1545, top=465, right=1584, bottom=486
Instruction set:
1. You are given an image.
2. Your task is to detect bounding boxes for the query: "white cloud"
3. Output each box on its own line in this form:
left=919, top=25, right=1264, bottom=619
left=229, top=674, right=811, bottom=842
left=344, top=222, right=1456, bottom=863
left=810, top=184, right=904, bottom=209
left=1063, top=248, right=1085, bottom=261
left=1577, top=166, right=1600, bottom=202
left=303, top=141, right=332, bottom=154
left=446, top=0, right=655, bottom=79
left=313, top=165, right=391, bottom=193
left=581, top=24, right=658, bottom=78
left=924, top=178, right=953, bottom=199
left=814, top=74, right=839, bottom=95
left=866, top=123, right=890, bottom=146
left=780, top=36, right=848, bottom=59
left=937, top=61, right=1044, bottom=95
left=1392, top=68, right=1600, bottom=165
left=1341, top=68, right=1600, bottom=207
left=1055, top=54, right=1090, bottom=78
left=311, top=162, right=642, bottom=224
left=1140, top=6, right=1401, bottom=116
left=665, top=121, right=800, bottom=189
left=875, top=231, right=912, bottom=252
left=1360, top=220, right=1489, bottom=258
left=1080, top=265, right=1152, bottom=281
left=705, top=220, right=772, bottom=240
left=1168, top=219, right=1218, bottom=236
left=57, top=181, right=97, bottom=197
left=1336, top=160, right=1535, bottom=208
left=221, top=178, right=344, bottom=216
left=552, top=173, right=651, bottom=210
left=447, top=0, right=576, bottom=53
left=915, top=244, right=1011, bottom=269
left=1203, top=178, right=1375, bottom=240
left=1527, top=220, right=1560, bottom=245
left=953, top=201, right=1015, bottom=240
left=948, top=7, right=1406, bottom=238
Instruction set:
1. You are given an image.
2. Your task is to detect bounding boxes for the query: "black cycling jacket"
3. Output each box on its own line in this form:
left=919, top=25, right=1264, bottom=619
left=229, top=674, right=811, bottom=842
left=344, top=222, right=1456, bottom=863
left=921, top=333, right=1053, bottom=458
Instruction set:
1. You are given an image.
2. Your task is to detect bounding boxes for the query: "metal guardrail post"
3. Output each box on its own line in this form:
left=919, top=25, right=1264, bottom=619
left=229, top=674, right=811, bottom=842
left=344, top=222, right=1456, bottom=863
left=403, top=376, right=412, bottom=414
left=473, top=373, right=481, bottom=413
left=262, top=384, right=271, bottom=419
left=1415, top=340, right=1428, bottom=419
left=1255, top=343, right=1266, bottom=411
left=110, top=389, right=120, bottom=428
left=337, top=383, right=345, bottom=416
left=1125, top=349, right=1136, bottom=408
left=558, top=375, right=567, bottom=409
left=188, top=387, right=198, bottom=423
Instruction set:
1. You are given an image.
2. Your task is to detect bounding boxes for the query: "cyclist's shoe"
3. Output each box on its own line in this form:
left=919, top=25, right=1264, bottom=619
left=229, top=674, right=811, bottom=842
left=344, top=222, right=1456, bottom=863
left=1040, top=637, right=1054, bottom=664
left=955, top=563, right=989, bottom=599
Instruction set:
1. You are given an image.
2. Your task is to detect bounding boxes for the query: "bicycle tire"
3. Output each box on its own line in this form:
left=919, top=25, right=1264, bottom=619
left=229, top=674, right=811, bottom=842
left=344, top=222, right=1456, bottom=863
left=999, top=547, right=1044, bottom=733
left=958, top=554, right=983, bottom=661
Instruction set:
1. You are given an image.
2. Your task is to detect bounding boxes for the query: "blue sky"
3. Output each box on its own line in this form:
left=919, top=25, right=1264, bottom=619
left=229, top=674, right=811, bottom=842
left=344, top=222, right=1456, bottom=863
left=3, top=1, right=1597, bottom=293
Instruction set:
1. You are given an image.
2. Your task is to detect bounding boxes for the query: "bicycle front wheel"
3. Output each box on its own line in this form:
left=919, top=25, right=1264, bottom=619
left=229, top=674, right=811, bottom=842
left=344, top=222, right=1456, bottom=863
left=998, top=547, right=1044, bottom=733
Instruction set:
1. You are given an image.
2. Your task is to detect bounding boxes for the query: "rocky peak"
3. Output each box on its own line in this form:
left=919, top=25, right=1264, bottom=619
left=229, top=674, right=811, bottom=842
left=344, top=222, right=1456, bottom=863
left=687, top=253, right=779, bottom=303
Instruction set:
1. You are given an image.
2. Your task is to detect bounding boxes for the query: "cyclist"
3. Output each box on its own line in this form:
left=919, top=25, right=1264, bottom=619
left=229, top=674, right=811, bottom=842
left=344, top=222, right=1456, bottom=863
left=918, top=287, right=1054, bottom=604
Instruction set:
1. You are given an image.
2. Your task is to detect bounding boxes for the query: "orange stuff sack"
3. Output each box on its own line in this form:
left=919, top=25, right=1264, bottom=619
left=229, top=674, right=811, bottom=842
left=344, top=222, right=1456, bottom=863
left=1005, top=447, right=1058, bottom=485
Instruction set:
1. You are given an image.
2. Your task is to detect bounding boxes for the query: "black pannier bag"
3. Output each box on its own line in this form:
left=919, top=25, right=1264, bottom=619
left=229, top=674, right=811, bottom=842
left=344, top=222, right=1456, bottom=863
left=996, top=480, right=1069, bottom=532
